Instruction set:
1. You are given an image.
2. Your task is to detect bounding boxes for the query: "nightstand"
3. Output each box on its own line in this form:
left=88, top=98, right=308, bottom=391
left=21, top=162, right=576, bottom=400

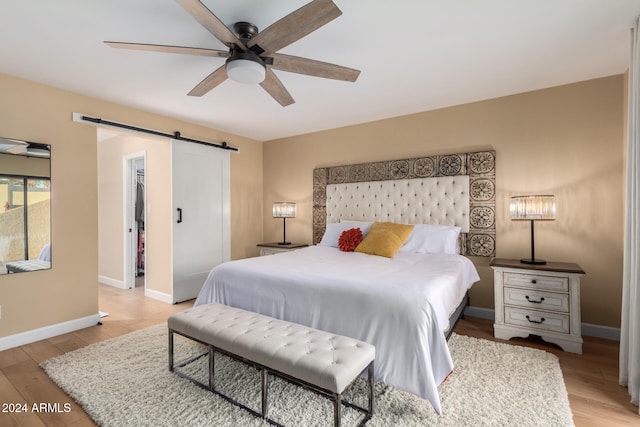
left=257, top=242, right=308, bottom=256
left=490, top=258, right=585, bottom=354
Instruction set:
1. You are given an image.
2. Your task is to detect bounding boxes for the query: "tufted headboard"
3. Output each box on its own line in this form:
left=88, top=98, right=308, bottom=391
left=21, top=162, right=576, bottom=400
left=326, top=176, right=470, bottom=231
left=312, top=150, right=496, bottom=257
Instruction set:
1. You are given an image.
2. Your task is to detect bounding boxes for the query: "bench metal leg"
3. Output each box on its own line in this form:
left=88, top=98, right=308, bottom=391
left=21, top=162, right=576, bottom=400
left=168, top=329, right=174, bottom=372
left=368, top=362, right=374, bottom=418
left=209, top=346, right=215, bottom=391
left=261, top=368, right=268, bottom=419
left=169, top=330, right=374, bottom=427
left=334, top=392, right=342, bottom=427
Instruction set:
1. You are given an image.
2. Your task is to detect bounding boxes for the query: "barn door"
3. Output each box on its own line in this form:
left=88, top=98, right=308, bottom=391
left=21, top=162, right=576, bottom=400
left=171, top=140, right=230, bottom=303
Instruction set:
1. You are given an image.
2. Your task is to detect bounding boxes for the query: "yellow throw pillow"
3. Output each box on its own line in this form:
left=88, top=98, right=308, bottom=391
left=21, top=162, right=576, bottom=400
left=354, top=222, right=414, bottom=258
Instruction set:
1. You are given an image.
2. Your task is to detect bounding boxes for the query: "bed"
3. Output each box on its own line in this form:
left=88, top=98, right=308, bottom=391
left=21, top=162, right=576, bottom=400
left=195, top=150, right=496, bottom=414
left=5, top=259, right=50, bottom=273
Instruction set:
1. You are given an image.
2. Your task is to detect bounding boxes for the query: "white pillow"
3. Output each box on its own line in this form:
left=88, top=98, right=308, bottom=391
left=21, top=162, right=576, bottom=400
left=399, top=223, right=461, bottom=255
left=319, top=222, right=368, bottom=247
left=38, top=243, right=51, bottom=261
left=339, top=220, right=373, bottom=235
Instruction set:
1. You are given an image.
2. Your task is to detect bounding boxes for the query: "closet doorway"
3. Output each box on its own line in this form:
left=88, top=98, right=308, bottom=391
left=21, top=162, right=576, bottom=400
left=124, top=152, right=146, bottom=290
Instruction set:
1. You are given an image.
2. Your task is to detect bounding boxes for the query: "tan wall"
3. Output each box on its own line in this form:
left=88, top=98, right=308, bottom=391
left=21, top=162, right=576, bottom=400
left=263, top=75, right=625, bottom=328
left=0, top=72, right=263, bottom=338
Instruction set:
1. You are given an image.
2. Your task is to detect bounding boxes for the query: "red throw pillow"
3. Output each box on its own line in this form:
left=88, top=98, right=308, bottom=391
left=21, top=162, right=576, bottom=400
left=338, top=228, right=363, bottom=252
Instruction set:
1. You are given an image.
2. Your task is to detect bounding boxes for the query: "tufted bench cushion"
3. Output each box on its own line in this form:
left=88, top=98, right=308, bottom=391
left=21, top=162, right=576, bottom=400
left=168, top=303, right=375, bottom=426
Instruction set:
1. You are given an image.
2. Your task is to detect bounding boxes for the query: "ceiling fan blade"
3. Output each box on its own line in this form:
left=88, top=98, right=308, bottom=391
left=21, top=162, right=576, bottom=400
left=270, top=53, right=360, bottom=82
left=178, top=0, right=246, bottom=50
left=105, top=41, right=229, bottom=58
left=260, top=69, right=295, bottom=107
left=248, top=0, right=341, bottom=56
left=188, top=65, right=228, bottom=96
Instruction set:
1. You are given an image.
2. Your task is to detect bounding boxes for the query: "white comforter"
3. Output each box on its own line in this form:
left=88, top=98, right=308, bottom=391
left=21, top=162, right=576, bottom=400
left=194, top=245, right=479, bottom=413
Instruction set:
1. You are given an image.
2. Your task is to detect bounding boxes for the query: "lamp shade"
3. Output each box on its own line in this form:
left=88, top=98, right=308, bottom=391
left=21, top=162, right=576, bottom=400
left=510, top=195, right=556, bottom=221
left=273, top=202, right=296, bottom=218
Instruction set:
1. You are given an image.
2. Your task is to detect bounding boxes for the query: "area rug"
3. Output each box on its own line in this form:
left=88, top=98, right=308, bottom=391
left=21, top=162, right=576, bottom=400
left=41, top=324, right=574, bottom=426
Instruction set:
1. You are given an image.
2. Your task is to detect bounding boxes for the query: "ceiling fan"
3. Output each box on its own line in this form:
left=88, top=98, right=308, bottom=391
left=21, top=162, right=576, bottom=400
left=105, top=0, right=360, bottom=106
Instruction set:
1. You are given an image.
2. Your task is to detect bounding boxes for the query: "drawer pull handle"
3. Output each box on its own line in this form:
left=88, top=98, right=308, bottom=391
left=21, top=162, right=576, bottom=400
left=526, top=315, right=545, bottom=324
left=531, top=279, right=537, bottom=284
left=525, top=296, right=545, bottom=304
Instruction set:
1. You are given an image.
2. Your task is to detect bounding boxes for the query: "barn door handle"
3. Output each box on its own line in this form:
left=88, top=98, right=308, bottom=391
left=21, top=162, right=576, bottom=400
left=177, top=208, right=183, bottom=224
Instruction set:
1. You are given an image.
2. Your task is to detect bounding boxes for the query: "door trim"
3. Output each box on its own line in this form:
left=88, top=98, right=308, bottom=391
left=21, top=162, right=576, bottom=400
left=123, top=151, right=146, bottom=290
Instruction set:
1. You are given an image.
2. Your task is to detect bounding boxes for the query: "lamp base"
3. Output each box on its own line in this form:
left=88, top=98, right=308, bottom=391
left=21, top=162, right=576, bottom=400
left=520, top=258, right=547, bottom=265
left=277, top=242, right=292, bottom=246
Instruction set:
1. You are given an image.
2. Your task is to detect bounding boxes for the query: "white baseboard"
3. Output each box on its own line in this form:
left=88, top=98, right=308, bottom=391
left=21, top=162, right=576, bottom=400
left=464, top=306, right=620, bottom=341
left=0, top=314, right=101, bottom=352
left=98, top=275, right=126, bottom=289
left=145, top=288, right=173, bottom=304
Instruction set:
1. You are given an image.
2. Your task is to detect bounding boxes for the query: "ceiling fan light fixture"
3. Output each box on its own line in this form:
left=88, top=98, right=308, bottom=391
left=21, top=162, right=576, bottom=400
left=226, top=54, right=266, bottom=85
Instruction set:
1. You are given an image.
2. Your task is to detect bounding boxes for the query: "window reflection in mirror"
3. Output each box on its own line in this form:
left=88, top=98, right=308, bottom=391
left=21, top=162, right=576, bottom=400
left=0, top=137, right=51, bottom=274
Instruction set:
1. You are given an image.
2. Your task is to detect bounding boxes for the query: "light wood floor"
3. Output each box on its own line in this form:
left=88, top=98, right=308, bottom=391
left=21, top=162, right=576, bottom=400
left=0, top=284, right=637, bottom=426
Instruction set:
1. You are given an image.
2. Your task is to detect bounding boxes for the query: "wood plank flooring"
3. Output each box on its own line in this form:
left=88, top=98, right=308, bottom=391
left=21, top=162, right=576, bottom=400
left=0, top=283, right=637, bottom=426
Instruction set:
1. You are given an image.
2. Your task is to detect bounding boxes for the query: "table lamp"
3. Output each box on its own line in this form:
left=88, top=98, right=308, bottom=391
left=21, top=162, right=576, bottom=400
left=510, top=195, right=556, bottom=265
left=273, top=202, right=296, bottom=245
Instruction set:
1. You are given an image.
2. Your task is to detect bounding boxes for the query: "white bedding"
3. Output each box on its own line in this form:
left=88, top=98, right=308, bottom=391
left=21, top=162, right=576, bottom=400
left=194, top=245, right=479, bottom=414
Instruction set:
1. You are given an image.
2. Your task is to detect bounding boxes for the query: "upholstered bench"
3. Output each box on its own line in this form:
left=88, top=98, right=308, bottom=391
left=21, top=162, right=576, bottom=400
left=168, top=303, right=375, bottom=427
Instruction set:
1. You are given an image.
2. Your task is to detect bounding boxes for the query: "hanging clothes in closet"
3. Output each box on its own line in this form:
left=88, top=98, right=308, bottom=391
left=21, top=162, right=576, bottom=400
left=135, top=174, right=145, bottom=275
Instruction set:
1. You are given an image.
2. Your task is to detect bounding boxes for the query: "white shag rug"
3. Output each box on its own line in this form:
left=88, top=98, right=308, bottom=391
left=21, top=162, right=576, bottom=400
left=41, top=324, right=574, bottom=427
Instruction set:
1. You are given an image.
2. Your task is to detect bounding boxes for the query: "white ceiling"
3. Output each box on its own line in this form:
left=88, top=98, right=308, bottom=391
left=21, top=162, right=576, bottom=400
left=1, top=0, right=639, bottom=142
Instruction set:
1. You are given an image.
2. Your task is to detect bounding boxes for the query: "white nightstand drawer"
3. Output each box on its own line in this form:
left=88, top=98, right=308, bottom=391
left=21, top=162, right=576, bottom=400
left=504, top=287, right=569, bottom=313
left=257, top=243, right=308, bottom=256
left=503, top=272, right=569, bottom=292
left=504, top=306, right=570, bottom=334
left=260, top=247, right=284, bottom=256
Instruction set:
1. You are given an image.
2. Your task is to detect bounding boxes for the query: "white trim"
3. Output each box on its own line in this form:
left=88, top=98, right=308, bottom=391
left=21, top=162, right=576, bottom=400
left=98, top=275, right=126, bottom=289
left=145, top=288, right=173, bottom=304
left=0, top=314, right=101, bottom=351
left=123, top=151, right=147, bottom=290
left=464, top=306, right=621, bottom=341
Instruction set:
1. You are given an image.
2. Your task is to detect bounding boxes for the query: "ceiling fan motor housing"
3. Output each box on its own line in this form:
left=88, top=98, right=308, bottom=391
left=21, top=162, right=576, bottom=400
left=233, top=21, right=259, bottom=43
left=224, top=22, right=266, bottom=84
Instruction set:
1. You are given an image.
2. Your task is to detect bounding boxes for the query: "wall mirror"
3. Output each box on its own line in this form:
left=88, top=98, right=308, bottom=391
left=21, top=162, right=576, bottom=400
left=0, top=137, right=51, bottom=275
